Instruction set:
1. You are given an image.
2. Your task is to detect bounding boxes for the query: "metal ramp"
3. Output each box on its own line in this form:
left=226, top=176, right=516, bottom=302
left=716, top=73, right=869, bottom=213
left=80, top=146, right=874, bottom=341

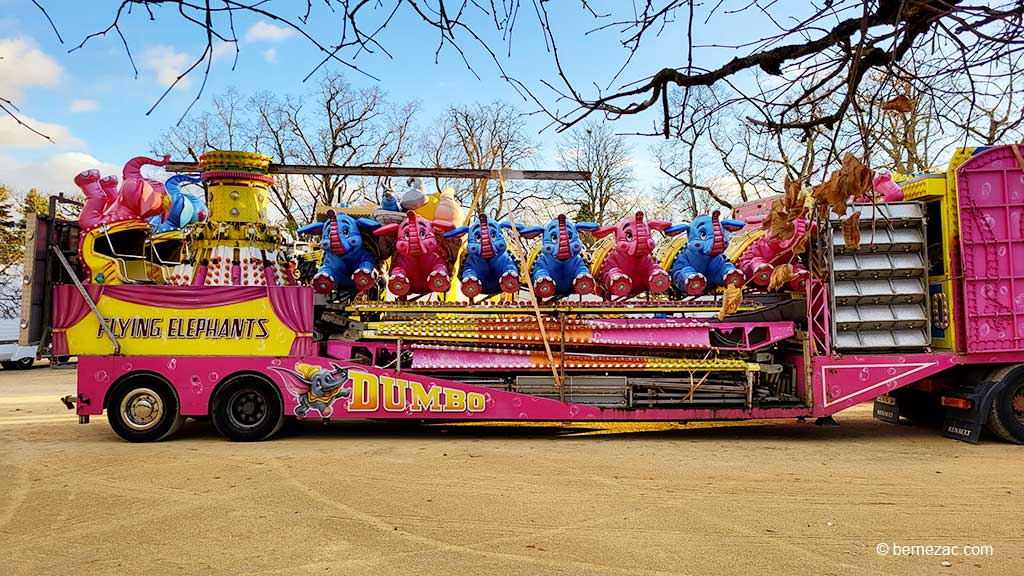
left=828, top=202, right=930, bottom=350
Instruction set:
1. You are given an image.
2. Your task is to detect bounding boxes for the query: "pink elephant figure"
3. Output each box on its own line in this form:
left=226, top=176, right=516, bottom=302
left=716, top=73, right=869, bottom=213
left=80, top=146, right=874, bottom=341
left=373, top=210, right=455, bottom=296
left=75, top=155, right=170, bottom=230
left=591, top=211, right=672, bottom=297
left=872, top=169, right=904, bottom=202
left=738, top=218, right=813, bottom=291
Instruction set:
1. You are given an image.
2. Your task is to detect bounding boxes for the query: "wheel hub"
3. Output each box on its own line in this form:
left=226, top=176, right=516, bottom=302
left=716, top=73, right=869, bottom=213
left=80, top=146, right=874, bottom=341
left=228, top=390, right=267, bottom=429
left=120, top=388, right=163, bottom=431
left=1012, top=387, right=1024, bottom=418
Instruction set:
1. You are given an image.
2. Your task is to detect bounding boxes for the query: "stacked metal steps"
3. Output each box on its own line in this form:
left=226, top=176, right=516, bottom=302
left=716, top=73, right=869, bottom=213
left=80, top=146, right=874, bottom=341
left=828, top=202, right=930, bottom=350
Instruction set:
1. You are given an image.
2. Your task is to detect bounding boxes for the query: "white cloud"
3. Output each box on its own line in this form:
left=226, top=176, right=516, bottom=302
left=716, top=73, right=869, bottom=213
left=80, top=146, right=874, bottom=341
left=262, top=48, right=278, bottom=64
left=0, top=36, right=62, bottom=102
left=212, top=40, right=237, bottom=61
left=0, top=152, right=120, bottom=195
left=141, top=45, right=192, bottom=88
left=0, top=113, right=83, bottom=149
left=69, top=99, right=99, bottom=113
left=245, top=21, right=295, bottom=42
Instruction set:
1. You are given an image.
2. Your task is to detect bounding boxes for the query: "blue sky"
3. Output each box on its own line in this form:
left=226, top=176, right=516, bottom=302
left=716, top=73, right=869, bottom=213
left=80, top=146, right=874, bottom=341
left=0, top=0, right=785, bottom=196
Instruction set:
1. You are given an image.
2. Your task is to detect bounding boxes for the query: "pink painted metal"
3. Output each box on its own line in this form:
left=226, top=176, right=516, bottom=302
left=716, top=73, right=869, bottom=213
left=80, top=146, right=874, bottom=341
left=807, top=278, right=831, bottom=356
left=956, top=144, right=1024, bottom=353
left=809, top=352, right=957, bottom=416
left=75, top=355, right=812, bottom=421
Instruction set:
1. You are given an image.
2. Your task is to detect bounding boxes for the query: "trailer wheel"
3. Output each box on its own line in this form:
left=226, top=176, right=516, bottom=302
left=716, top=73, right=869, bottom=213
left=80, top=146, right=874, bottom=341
left=107, top=375, right=184, bottom=442
left=988, top=377, right=1024, bottom=444
left=211, top=375, right=284, bottom=442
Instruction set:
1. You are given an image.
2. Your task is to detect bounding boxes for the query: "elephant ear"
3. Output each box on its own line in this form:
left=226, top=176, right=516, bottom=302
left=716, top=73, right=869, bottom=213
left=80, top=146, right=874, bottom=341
left=664, top=223, right=690, bottom=237
left=648, top=220, right=673, bottom=231
left=296, top=221, right=324, bottom=236
left=373, top=223, right=401, bottom=237
left=517, top=225, right=544, bottom=239
left=444, top=226, right=470, bottom=239
left=355, top=217, right=381, bottom=230
left=575, top=222, right=600, bottom=232
left=591, top=225, right=616, bottom=238
left=722, top=219, right=746, bottom=232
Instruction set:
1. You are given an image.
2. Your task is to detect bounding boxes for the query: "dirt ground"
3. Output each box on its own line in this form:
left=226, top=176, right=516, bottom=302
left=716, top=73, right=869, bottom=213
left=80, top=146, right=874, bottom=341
left=1, top=365, right=1020, bottom=575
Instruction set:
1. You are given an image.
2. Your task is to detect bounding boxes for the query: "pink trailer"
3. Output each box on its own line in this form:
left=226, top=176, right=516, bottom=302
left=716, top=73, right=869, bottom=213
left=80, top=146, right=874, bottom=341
left=29, top=145, right=1024, bottom=443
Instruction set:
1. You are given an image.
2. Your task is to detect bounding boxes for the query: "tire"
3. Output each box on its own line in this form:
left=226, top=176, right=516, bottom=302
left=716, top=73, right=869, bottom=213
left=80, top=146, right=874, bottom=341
left=988, top=376, right=1024, bottom=444
left=2, top=358, right=37, bottom=370
left=211, top=375, right=285, bottom=442
left=107, top=375, right=185, bottom=442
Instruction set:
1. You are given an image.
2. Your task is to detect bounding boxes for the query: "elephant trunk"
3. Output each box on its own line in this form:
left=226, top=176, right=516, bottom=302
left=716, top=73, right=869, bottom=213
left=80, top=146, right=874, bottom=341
left=327, top=215, right=346, bottom=255
left=708, top=210, right=726, bottom=257
left=406, top=211, right=424, bottom=257
left=478, top=214, right=495, bottom=258
left=556, top=214, right=571, bottom=260
left=633, top=211, right=652, bottom=256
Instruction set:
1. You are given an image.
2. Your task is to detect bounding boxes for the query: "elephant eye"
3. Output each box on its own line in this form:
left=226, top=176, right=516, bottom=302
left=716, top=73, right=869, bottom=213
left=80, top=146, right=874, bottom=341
left=474, top=231, right=481, bottom=240
left=550, top=233, right=558, bottom=242
left=625, top=231, right=633, bottom=240
left=402, top=230, right=409, bottom=239
left=700, top=231, right=707, bottom=239
left=419, top=229, right=426, bottom=238
left=341, top=226, right=349, bottom=235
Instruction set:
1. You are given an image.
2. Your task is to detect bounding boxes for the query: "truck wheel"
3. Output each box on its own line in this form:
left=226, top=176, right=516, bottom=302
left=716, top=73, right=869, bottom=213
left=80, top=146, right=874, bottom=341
left=988, top=378, right=1024, bottom=444
left=211, top=375, right=284, bottom=442
left=107, top=375, right=184, bottom=442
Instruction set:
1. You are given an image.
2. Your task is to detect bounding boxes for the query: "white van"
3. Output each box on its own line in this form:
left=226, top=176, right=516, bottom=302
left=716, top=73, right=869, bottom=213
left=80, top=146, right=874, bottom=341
left=0, top=316, right=36, bottom=369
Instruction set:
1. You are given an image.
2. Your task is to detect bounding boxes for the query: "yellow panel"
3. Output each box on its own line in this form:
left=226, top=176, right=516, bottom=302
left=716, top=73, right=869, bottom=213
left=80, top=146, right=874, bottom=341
left=207, top=179, right=269, bottom=223
left=62, top=295, right=298, bottom=356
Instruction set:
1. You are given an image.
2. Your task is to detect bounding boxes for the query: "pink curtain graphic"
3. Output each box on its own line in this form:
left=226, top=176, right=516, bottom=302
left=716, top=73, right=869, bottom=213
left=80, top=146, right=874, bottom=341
left=267, top=287, right=315, bottom=356
left=52, top=285, right=104, bottom=355
left=52, top=285, right=315, bottom=356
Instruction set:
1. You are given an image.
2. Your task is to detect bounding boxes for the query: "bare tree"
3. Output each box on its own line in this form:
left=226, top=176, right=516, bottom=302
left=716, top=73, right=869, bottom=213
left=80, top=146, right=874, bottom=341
left=421, top=101, right=537, bottom=217
left=156, top=73, right=417, bottom=228
left=557, top=121, right=634, bottom=225
left=21, top=1, right=1020, bottom=155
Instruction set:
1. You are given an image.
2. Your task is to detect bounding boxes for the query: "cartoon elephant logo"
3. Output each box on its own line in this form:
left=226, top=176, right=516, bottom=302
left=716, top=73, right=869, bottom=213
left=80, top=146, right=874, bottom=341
left=270, top=363, right=352, bottom=418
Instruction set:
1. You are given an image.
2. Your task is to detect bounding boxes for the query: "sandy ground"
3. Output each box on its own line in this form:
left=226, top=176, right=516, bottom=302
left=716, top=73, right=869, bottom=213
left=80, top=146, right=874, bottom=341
left=0, top=365, right=1021, bottom=575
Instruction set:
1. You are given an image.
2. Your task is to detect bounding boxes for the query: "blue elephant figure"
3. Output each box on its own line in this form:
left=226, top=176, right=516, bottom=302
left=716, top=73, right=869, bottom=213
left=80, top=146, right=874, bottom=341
left=518, top=214, right=599, bottom=298
left=296, top=210, right=380, bottom=294
left=664, top=210, right=746, bottom=295
left=444, top=213, right=521, bottom=298
left=151, top=175, right=206, bottom=233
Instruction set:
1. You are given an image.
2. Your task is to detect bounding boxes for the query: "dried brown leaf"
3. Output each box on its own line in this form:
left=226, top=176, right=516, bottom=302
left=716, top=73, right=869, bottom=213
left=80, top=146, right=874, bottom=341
left=769, top=210, right=796, bottom=241
left=783, top=175, right=806, bottom=211
left=717, top=285, right=743, bottom=320
left=879, top=94, right=916, bottom=113
left=768, top=263, right=795, bottom=291
left=790, top=230, right=809, bottom=254
left=842, top=212, right=861, bottom=249
left=812, top=153, right=872, bottom=216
